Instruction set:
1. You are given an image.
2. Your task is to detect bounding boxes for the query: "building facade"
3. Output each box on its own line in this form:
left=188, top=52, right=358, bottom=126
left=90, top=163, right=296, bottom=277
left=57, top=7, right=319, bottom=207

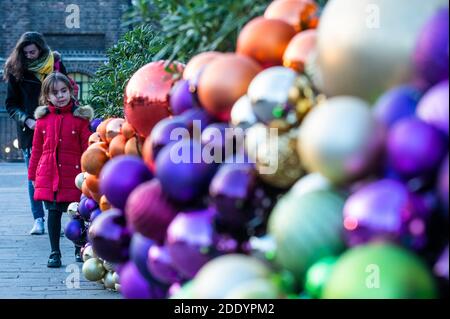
left=0, top=0, right=130, bottom=161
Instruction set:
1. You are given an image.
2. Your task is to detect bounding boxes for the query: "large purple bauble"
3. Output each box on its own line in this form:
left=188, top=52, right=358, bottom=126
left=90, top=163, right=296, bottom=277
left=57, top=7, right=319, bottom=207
left=166, top=208, right=218, bottom=279
left=99, top=155, right=153, bottom=210
left=155, top=140, right=218, bottom=203
left=387, top=118, right=447, bottom=178
left=125, top=179, right=178, bottom=244
left=417, top=80, right=449, bottom=136
left=147, top=245, right=183, bottom=285
left=438, top=155, right=449, bottom=212
left=343, top=179, right=429, bottom=250
left=88, top=209, right=131, bottom=263
left=129, top=233, right=157, bottom=283
left=209, top=163, right=257, bottom=229
left=119, top=261, right=166, bottom=299
left=64, top=218, right=85, bottom=242
left=170, top=79, right=197, bottom=115
left=374, top=85, right=421, bottom=128
left=414, top=8, right=449, bottom=87
left=148, top=117, right=189, bottom=162
left=78, top=198, right=98, bottom=221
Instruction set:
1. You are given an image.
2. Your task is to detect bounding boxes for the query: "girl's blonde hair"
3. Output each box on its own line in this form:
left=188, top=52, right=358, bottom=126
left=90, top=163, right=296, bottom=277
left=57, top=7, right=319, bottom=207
left=39, top=72, right=75, bottom=105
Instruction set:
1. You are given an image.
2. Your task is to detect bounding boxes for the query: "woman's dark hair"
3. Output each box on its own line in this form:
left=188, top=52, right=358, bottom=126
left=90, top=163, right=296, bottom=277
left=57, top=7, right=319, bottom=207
left=3, top=32, right=50, bottom=81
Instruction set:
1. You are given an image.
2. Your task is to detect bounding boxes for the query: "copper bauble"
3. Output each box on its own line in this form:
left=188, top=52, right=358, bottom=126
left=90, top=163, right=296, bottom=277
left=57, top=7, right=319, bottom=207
left=264, top=0, right=319, bottom=32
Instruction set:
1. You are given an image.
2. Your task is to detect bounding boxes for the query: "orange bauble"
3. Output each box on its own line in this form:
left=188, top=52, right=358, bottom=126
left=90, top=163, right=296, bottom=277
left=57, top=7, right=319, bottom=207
left=81, top=144, right=109, bottom=176
left=183, top=51, right=223, bottom=81
left=237, top=17, right=296, bottom=68
left=88, top=132, right=101, bottom=145
left=121, top=122, right=136, bottom=140
left=198, top=54, right=262, bottom=121
left=264, top=0, right=319, bottom=32
left=124, top=61, right=184, bottom=138
left=81, top=181, right=93, bottom=199
left=109, top=134, right=126, bottom=158
left=283, top=29, right=317, bottom=72
left=124, top=136, right=141, bottom=157
left=99, top=195, right=112, bottom=211
left=96, top=118, right=113, bottom=143
left=90, top=191, right=103, bottom=203
left=84, top=173, right=100, bottom=194
left=105, top=118, right=125, bottom=143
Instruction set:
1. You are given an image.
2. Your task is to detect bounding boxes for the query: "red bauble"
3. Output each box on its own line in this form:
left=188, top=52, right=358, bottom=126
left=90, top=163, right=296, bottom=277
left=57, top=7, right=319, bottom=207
left=124, top=61, right=184, bottom=137
left=237, top=17, right=296, bottom=68
left=198, top=54, right=261, bottom=121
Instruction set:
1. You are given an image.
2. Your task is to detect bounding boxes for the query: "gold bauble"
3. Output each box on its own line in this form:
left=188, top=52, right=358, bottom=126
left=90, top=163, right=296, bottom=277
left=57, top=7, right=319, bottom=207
left=103, top=272, right=116, bottom=290
left=103, top=260, right=115, bottom=272
left=82, top=245, right=97, bottom=262
left=316, top=0, right=448, bottom=102
left=246, top=125, right=304, bottom=189
left=82, top=258, right=106, bottom=282
left=112, top=272, right=120, bottom=285
left=298, top=96, right=385, bottom=185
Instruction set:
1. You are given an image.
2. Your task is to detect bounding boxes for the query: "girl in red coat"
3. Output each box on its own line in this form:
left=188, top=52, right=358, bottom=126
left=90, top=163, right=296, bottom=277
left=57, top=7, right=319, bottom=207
left=28, top=72, right=93, bottom=268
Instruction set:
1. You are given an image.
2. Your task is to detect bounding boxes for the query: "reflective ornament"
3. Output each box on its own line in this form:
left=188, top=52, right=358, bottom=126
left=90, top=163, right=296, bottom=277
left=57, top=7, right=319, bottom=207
left=147, top=245, right=183, bottom=285
left=67, top=202, right=79, bottom=218
left=124, top=61, right=183, bottom=137
left=225, top=278, right=281, bottom=299
left=374, top=85, right=421, bottom=128
left=268, top=190, right=345, bottom=280
left=99, top=155, right=153, bottom=210
left=283, top=29, right=317, bottom=72
left=323, top=243, right=438, bottom=299
left=88, top=209, right=131, bottom=263
left=288, top=75, right=324, bottom=125
left=166, top=209, right=218, bottom=279
left=237, top=17, right=296, bottom=68
left=64, top=218, right=85, bottom=242
left=103, top=272, right=116, bottom=290
left=81, top=144, right=109, bottom=176
left=343, top=179, right=429, bottom=250
left=126, top=180, right=177, bottom=244
left=90, top=118, right=102, bottom=132
left=198, top=54, right=261, bottom=121
left=417, top=80, right=449, bottom=136
left=121, top=122, right=136, bottom=140
left=290, top=173, right=333, bottom=197
left=103, top=261, right=115, bottom=273
left=99, top=195, right=111, bottom=211
left=82, top=244, right=97, bottom=262
left=84, top=173, right=100, bottom=194
left=298, top=96, right=385, bottom=184
left=414, top=8, right=449, bottom=87
left=304, top=256, right=338, bottom=299
left=96, top=119, right=113, bottom=143
left=75, top=173, right=85, bottom=191
left=191, top=254, right=272, bottom=299
left=105, top=118, right=125, bottom=143
left=230, top=96, right=257, bottom=128
left=248, top=66, right=297, bottom=126
left=315, top=0, right=448, bottom=101
left=82, top=258, right=106, bottom=282
left=88, top=132, right=101, bottom=145
left=109, top=134, right=126, bottom=158
left=387, top=118, right=447, bottom=178
left=124, top=136, right=142, bottom=157
left=264, top=0, right=319, bottom=32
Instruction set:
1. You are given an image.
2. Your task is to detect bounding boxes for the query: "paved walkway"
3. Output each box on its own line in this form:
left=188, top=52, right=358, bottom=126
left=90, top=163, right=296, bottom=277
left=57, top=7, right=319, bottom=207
left=0, top=163, right=120, bottom=299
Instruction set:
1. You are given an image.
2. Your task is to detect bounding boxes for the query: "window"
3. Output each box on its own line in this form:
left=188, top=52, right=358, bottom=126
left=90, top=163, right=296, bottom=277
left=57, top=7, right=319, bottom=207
left=68, top=73, right=92, bottom=103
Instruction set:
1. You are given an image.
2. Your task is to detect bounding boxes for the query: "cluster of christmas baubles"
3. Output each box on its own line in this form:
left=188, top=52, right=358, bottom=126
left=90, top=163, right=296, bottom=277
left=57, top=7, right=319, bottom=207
left=66, top=0, right=448, bottom=299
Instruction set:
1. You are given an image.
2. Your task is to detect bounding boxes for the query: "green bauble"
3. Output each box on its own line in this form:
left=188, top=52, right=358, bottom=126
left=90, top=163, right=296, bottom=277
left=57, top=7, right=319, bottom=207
left=225, top=278, right=281, bottom=299
left=323, top=243, right=438, bottom=299
left=191, top=254, right=272, bottom=299
left=304, top=256, right=338, bottom=299
left=170, top=281, right=196, bottom=300
left=268, top=190, right=345, bottom=282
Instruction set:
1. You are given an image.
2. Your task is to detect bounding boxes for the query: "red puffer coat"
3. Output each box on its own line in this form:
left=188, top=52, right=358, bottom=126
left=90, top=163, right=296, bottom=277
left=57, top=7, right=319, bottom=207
left=28, top=102, right=93, bottom=203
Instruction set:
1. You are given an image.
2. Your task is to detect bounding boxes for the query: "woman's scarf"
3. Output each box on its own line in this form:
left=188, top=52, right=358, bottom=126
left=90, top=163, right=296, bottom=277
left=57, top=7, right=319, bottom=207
left=27, top=51, right=54, bottom=82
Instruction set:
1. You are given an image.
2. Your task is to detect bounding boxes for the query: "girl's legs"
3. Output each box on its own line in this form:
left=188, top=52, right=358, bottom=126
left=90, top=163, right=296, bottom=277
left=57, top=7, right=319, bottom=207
left=48, top=209, right=63, bottom=253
